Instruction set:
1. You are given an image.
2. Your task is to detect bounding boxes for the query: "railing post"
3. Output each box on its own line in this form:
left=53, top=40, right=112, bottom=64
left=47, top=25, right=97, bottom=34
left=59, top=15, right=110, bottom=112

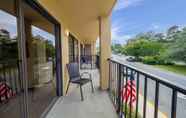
left=135, top=72, right=140, bottom=118
left=154, top=81, right=159, bottom=118
left=108, top=60, right=111, bottom=91
left=171, top=90, right=177, bottom=118
left=143, top=77, right=147, bottom=118
left=125, top=67, right=128, bottom=118
left=117, top=64, right=122, bottom=114
left=129, top=69, right=133, bottom=118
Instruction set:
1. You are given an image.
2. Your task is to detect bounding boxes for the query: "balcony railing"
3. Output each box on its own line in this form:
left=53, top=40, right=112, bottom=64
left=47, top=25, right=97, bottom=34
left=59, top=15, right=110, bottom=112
left=0, top=60, right=21, bottom=95
left=68, top=55, right=100, bottom=69
left=80, top=55, right=100, bottom=69
left=108, top=58, right=186, bottom=118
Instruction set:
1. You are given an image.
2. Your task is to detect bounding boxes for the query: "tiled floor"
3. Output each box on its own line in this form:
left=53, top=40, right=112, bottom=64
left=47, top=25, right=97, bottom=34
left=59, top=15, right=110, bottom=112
left=45, top=69, right=118, bottom=118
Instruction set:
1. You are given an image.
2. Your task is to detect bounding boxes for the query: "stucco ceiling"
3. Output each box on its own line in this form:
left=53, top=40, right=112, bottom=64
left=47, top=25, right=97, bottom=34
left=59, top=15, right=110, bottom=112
left=39, top=0, right=116, bottom=43
left=0, top=0, right=116, bottom=43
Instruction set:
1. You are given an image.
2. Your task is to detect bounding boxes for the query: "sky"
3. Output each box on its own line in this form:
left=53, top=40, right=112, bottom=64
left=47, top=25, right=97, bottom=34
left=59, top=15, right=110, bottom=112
left=111, top=0, right=186, bottom=44
left=1, top=0, right=186, bottom=45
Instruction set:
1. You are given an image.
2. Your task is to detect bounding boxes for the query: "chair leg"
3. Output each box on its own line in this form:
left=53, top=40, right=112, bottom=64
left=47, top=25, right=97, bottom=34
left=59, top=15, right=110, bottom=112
left=80, top=85, right=84, bottom=101
left=90, top=80, right=94, bottom=93
left=66, top=82, right=70, bottom=94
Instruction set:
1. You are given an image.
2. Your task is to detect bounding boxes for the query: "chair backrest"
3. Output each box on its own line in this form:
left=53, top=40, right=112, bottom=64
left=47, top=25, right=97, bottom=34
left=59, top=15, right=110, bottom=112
left=66, top=62, right=80, bottom=80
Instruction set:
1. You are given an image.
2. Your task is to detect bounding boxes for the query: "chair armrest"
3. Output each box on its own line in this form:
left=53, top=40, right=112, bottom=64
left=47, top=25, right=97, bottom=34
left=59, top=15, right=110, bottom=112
left=80, top=72, right=91, bottom=79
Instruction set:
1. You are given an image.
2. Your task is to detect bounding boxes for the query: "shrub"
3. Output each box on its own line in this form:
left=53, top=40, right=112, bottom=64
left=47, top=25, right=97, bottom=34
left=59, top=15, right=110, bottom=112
left=142, top=56, right=174, bottom=65
left=142, top=56, right=157, bottom=65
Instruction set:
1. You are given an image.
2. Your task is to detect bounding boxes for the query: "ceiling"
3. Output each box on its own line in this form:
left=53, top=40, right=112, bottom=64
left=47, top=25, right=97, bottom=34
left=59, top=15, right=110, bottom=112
left=39, top=0, right=116, bottom=43
left=0, top=0, right=116, bottom=43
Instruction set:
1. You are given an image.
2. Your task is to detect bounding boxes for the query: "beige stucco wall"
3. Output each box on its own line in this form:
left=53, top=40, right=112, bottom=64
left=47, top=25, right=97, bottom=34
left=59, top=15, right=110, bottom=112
left=61, top=26, right=70, bottom=94
left=99, top=16, right=111, bottom=90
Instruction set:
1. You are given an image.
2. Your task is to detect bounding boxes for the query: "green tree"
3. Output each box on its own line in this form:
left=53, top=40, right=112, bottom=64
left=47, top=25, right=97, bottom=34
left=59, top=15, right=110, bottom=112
left=111, top=44, right=125, bottom=54
left=0, top=36, right=18, bottom=60
left=167, top=27, right=186, bottom=62
left=125, top=39, right=164, bottom=59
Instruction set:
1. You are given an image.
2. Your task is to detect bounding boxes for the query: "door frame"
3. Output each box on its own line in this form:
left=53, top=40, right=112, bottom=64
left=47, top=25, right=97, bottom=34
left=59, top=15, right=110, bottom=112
left=16, top=0, right=63, bottom=117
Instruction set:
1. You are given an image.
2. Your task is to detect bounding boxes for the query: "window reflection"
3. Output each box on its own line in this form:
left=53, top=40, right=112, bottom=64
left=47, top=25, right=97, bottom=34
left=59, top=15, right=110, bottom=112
left=0, top=4, right=22, bottom=118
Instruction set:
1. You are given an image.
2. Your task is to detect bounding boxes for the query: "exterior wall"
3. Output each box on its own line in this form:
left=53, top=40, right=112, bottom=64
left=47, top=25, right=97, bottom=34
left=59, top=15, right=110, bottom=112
left=61, top=26, right=70, bottom=94
left=99, top=16, right=111, bottom=90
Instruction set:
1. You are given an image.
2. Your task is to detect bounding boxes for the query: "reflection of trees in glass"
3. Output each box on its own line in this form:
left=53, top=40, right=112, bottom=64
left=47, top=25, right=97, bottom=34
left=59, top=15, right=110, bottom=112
left=45, top=40, right=55, bottom=59
left=0, top=29, right=55, bottom=62
left=32, top=35, right=55, bottom=64
left=0, top=29, right=18, bottom=60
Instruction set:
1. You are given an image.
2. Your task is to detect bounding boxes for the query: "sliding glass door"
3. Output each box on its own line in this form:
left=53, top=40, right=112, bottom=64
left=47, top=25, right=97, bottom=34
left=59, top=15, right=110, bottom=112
left=0, top=0, right=62, bottom=118
left=22, top=1, right=62, bottom=118
left=0, top=0, right=24, bottom=118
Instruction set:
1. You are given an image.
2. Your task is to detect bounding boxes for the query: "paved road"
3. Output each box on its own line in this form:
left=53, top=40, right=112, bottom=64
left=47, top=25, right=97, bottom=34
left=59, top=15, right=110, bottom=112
left=112, top=54, right=186, bottom=118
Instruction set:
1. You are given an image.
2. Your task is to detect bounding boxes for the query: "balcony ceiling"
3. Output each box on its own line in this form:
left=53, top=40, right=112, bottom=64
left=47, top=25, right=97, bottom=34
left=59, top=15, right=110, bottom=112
left=39, top=0, right=116, bottom=43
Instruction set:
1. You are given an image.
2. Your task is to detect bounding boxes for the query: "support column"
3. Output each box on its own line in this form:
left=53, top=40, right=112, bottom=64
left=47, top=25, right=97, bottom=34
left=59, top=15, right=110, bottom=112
left=61, top=27, right=69, bottom=94
left=78, top=40, right=81, bottom=65
left=99, top=16, right=111, bottom=90
left=91, top=42, right=97, bottom=56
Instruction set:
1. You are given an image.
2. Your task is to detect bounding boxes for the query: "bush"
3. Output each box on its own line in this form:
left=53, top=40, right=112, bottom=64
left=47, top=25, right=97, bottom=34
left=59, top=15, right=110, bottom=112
left=142, top=56, right=174, bottom=65
left=142, top=56, right=157, bottom=65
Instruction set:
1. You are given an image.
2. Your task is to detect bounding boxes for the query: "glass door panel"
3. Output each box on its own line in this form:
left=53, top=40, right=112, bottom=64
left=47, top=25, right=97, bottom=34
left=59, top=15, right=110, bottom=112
left=0, top=0, right=23, bottom=118
left=22, top=2, right=57, bottom=118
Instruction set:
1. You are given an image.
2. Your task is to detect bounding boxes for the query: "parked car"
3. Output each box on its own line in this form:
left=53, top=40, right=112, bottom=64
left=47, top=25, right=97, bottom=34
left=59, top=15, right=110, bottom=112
left=126, top=57, right=136, bottom=62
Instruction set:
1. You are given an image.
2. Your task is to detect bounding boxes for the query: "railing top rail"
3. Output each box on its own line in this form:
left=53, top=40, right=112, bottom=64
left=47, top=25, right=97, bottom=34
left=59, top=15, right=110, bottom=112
left=108, top=57, right=186, bottom=95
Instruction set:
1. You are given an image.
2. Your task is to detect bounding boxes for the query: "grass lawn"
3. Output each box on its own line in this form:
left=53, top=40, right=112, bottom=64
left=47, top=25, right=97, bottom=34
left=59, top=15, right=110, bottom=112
left=154, top=65, right=186, bottom=76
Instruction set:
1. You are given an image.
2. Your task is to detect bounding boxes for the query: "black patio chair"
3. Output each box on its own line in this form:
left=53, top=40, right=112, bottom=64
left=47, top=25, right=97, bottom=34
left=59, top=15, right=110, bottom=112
left=66, top=62, right=94, bottom=101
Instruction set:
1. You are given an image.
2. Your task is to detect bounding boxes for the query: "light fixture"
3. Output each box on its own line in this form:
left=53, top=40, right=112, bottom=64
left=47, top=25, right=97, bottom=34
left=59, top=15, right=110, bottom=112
left=65, top=29, right=69, bottom=37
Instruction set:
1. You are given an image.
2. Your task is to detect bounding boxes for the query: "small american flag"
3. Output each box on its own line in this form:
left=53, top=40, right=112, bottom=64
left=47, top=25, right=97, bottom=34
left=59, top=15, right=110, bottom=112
left=121, top=79, right=136, bottom=106
left=0, top=82, right=15, bottom=103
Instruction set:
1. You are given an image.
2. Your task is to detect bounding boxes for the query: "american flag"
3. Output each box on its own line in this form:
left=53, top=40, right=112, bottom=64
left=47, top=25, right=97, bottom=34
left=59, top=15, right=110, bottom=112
left=0, top=82, right=15, bottom=102
left=121, top=78, right=136, bottom=106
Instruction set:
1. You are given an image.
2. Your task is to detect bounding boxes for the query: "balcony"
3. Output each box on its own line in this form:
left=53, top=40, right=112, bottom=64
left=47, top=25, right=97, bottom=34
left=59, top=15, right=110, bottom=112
left=45, top=69, right=118, bottom=118
left=43, top=56, right=186, bottom=118
left=1, top=0, right=186, bottom=118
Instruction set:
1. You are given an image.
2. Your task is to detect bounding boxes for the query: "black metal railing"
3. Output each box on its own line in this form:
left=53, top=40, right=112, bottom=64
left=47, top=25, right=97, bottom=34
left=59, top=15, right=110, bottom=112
left=0, top=60, right=21, bottom=95
left=80, top=55, right=99, bottom=69
left=108, top=58, right=186, bottom=118
left=69, top=55, right=79, bottom=63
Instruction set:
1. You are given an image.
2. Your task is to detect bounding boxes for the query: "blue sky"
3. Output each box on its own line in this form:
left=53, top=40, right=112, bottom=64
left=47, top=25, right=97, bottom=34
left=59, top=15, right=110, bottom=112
left=1, top=0, right=186, bottom=45
left=112, top=0, right=186, bottom=44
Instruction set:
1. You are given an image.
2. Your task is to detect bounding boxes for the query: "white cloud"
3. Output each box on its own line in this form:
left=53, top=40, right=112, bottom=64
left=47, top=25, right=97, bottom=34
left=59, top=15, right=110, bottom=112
left=111, top=24, right=133, bottom=44
left=151, top=24, right=160, bottom=30
left=114, top=0, right=144, bottom=11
